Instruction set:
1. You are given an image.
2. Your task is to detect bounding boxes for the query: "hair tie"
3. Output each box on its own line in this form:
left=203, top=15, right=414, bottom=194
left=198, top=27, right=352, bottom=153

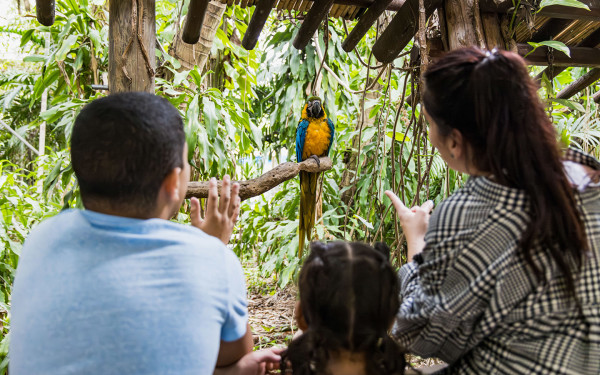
left=312, top=256, right=324, bottom=267
left=482, top=48, right=500, bottom=64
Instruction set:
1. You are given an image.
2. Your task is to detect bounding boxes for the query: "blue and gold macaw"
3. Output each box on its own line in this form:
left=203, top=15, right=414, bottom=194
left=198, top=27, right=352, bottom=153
left=296, top=96, right=335, bottom=256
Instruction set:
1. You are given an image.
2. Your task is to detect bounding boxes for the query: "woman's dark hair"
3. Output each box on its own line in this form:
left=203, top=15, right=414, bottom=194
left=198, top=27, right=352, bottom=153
left=71, top=92, right=185, bottom=213
left=280, top=241, right=405, bottom=374
left=422, top=47, right=587, bottom=296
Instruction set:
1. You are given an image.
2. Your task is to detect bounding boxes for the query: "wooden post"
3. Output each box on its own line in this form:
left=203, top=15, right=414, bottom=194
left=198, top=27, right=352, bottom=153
left=293, top=0, right=335, bottom=50
left=109, top=0, right=156, bottom=93
left=36, top=0, right=55, bottom=26
left=445, top=0, right=483, bottom=49
left=182, top=0, right=211, bottom=44
left=242, top=0, right=278, bottom=50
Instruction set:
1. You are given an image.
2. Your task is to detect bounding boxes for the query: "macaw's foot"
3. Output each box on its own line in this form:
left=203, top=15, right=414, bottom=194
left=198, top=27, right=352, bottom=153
left=309, top=155, right=321, bottom=168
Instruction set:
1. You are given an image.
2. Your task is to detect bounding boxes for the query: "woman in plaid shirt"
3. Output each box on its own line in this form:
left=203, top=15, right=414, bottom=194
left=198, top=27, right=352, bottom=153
left=385, top=47, right=600, bottom=374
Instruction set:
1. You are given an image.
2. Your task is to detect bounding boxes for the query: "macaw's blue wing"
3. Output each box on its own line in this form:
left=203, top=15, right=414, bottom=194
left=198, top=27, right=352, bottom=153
left=296, top=119, right=309, bottom=163
left=326, top=118, right=335, bottom=156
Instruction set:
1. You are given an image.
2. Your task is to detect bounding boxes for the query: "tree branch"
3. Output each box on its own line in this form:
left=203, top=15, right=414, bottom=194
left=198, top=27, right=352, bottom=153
left=185, top=157, right=333, bottom=200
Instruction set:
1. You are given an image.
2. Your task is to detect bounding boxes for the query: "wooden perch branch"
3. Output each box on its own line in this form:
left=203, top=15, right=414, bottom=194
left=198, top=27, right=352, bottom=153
left=186, top=157, right=333, bottom=200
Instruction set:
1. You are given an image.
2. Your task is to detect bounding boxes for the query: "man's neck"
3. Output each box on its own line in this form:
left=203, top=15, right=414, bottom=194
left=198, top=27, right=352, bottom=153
left=83, top=202, right=159, bottom=220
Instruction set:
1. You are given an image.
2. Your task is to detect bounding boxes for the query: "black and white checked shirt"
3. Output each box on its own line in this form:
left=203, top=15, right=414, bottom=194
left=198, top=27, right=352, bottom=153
left=393, top=149, right=600, bottom=374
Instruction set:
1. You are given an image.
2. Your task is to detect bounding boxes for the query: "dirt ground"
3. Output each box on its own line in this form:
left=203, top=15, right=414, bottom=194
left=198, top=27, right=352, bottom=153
left=245, top=266, right=444, bottom=371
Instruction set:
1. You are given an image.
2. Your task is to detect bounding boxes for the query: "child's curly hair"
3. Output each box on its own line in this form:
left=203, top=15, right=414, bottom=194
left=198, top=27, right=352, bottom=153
left=281, top=241, right=406, bottom=374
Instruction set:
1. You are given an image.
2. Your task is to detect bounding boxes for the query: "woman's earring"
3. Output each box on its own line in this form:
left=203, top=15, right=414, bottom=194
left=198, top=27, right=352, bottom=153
left=450, top=153, right=455, bottom=159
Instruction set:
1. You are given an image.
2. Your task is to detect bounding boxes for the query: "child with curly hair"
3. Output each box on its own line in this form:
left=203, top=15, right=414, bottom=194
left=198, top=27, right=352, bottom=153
left=280, top=241, right=407, bottom=375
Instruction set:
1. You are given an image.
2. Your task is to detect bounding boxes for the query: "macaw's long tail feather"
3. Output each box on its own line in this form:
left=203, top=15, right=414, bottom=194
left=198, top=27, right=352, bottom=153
left=298, top=170, right=320, bottom=257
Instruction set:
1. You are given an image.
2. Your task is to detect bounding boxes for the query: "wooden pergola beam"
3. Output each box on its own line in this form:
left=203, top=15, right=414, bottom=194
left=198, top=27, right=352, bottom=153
left=182, top=0, right=211, bottom=44
left=293, top=0, right=335, bottom=50
left=557, top=68, right=600, bottom=99
left=593, top=90, right=600, bottom=103
left=372, top=0, right=442, bottom=63
left=185, top=157, right=333, bottom=200
left=302, top=0, right=406, bottom=11
left=518, top=44, right=600, bottom=67
left=535, top=28, right=600, bottom=82
left=342, top=0, right=397, bottom=52
left=480, top=0, right=600, bottom=22
left=36, top=0, right=55, bottom=26
left=242, top=0, right=278, bottom=50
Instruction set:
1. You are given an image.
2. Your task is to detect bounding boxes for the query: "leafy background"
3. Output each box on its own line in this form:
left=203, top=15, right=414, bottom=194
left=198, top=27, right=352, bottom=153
left=0, top=0, right=599, bottom=370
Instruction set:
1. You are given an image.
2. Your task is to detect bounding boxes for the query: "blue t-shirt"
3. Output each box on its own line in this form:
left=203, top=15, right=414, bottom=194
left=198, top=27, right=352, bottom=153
left=10, top=209, right=248, bottom=375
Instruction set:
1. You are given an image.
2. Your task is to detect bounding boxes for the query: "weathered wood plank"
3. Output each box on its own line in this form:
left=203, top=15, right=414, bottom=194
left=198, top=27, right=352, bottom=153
left=242, top=0, right=278, bottom=50
left=301, top=0, right=405, bottom=11
left=518, top=44, right=600, bottom=67
left=36, top=0, right=55, bottom=26
left=342, top=0, right=396, bottom=52
left=535, top=28, right=600, bottom=82
left=480, top=0, right=600, bottom=22
left=293, top=0, right=335, bottom=50
left=182, top=0, right=211, bottom=44
left=372, top=0, right=442, bottom=63
left=109, top=0, right=156, bottom=93
left=557, top=68, right=600, bottom=98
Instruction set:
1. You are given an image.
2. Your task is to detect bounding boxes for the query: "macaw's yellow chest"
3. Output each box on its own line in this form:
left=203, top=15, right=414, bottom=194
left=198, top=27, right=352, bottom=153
left=302, top=118, right=332, bottom=160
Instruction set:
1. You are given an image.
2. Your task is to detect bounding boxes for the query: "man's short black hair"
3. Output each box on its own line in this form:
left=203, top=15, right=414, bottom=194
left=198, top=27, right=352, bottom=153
left=71, top=92, right=185, bottom=211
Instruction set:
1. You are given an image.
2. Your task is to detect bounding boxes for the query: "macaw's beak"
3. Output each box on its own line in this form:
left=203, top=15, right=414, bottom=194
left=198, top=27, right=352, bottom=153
left=309, top=101, right=321, bottom=117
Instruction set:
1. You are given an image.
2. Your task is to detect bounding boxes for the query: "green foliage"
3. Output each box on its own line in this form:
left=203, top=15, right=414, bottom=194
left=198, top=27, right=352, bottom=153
left=0, top=2, right=598, bottom=365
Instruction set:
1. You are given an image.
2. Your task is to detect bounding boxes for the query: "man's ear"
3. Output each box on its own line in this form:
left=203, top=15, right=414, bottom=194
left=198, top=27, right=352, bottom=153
left=160, top=167, right=182, bottom=203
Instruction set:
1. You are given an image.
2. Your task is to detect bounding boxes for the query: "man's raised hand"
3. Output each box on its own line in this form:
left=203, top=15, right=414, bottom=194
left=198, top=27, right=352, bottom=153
left=190, top=175, right=241, bottom=244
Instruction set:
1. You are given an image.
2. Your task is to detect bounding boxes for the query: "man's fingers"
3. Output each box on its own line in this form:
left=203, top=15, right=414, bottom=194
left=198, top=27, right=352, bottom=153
left=190, top=197, right=203, bottom=227
left=206, top=178, right=218, bottom=217
left=228, top=182, right=240, bottom=217
left=230, top=196, right=241, bottom=224
left=219, top=175, right=231, bottom=214
left=385, top=190, right=410, bottom=214
left=421, top=200, right=434, bottom=213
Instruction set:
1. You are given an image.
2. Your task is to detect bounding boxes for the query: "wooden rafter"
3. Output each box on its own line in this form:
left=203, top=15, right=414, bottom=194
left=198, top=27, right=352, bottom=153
left=557, top=68, right=600, bottom=99
left=36, top=0, right=55, bottom=26
left=519, top=44, right=600, bottom=67
left=372, top=0, right=442, bottom=63
left=293, top=0, right=335, bottom=50
left=342, top=0, right=395, bottom=52
left=182, top=0, right=211, bottom=44
left=535, top=28, right=600, bottom=82
left=480, top=0, right=600, bottom=22
left=242, top=0, right=278, bottom=50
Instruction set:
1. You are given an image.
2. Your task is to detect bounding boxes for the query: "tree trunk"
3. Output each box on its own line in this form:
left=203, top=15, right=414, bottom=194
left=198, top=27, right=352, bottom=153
left=109, top=0, right=156, bottom=93
left=170, top=0, right=226, bottom=72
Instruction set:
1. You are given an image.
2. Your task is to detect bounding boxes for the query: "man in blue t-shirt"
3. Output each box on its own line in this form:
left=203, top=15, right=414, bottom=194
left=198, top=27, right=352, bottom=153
left=10, top=93, right=279, bottom=374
